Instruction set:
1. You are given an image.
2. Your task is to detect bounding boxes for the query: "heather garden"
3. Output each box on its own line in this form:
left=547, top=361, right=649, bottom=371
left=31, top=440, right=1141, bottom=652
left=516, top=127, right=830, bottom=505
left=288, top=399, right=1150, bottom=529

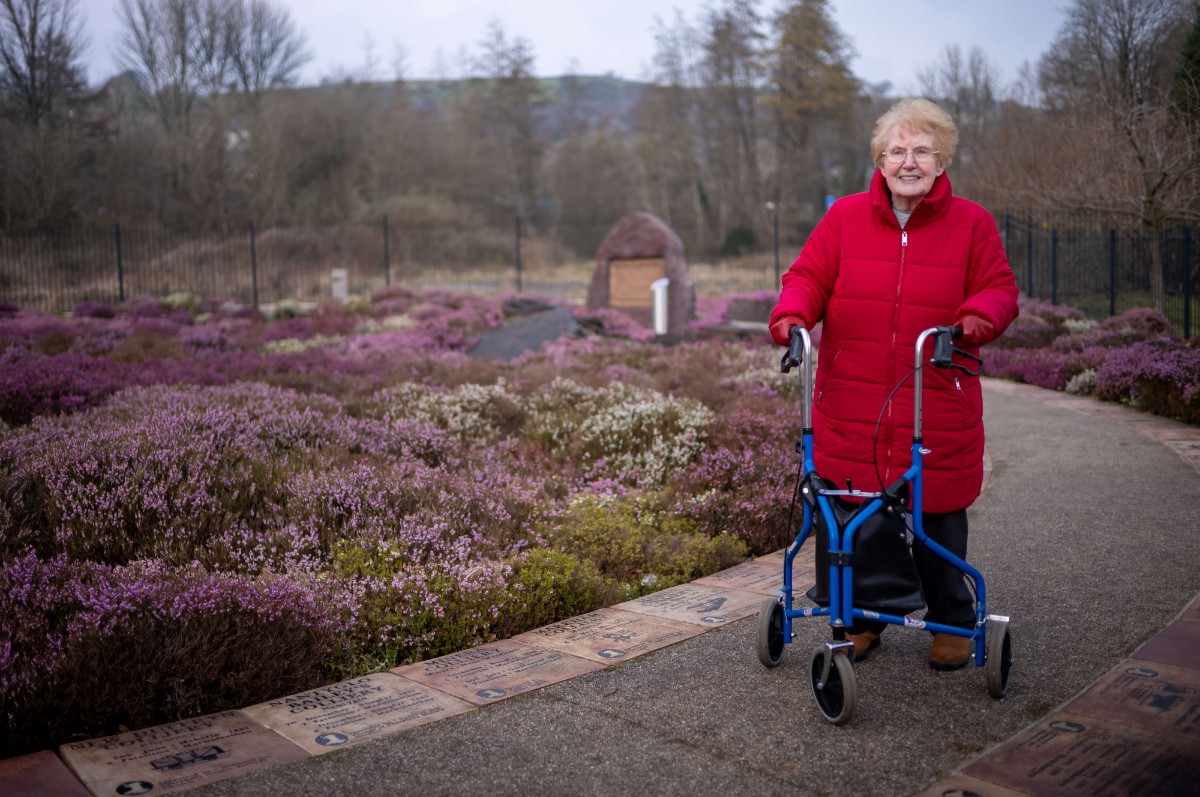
left=1, top=287, right=1196, bottom=755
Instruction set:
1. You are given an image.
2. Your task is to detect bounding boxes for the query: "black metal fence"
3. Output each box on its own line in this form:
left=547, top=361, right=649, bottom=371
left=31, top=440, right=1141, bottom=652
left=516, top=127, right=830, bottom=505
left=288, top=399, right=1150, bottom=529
left=0, top=216, right=808, bottom=314
left=1003, top=213, right=1197, bottom=338
left=2, top=213, right=1197, bottom=338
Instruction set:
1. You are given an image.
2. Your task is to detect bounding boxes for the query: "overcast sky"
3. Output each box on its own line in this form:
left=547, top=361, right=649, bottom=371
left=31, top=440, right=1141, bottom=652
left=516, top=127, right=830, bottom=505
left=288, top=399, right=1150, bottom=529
left=76, top=0, right=1069, bottom=93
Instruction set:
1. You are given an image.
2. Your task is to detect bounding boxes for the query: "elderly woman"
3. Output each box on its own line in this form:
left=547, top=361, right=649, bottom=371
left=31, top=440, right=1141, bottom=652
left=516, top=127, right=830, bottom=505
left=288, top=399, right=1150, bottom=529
left=769, top=98, right=1019, bottom=670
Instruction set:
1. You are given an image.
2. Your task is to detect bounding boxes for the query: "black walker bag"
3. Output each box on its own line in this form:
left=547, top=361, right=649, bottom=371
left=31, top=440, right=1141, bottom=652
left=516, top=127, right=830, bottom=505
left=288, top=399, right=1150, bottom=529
left=804, top=477, right=925, bottom=614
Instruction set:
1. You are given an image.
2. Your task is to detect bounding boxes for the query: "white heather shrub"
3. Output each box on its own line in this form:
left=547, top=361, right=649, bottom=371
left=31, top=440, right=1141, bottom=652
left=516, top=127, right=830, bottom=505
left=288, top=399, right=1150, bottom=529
left=1062, top=317, right=1099, bottom=334
left=1065, top=368, right=1098, bottom=396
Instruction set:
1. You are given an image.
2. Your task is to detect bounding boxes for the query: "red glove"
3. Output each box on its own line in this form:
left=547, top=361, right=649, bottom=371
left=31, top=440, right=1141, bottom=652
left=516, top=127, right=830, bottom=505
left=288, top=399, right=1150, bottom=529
left=957, top=315, right=995, bottom=347
left=769, top=314, right=807, bottom=346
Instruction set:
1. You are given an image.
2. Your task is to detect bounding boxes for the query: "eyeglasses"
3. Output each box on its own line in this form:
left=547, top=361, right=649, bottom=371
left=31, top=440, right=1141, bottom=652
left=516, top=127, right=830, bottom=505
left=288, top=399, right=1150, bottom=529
left=882, top=147, right=938, bottom=164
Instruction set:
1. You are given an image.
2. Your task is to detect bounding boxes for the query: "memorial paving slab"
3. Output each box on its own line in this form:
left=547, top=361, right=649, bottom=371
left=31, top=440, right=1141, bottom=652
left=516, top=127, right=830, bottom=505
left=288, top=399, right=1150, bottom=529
left=389, top=639, right=605, bottom=706
left=1, top=379, right=1197, bottom=796
left=241, top=673, right=474, bottom=755
left=512, top=608, right=706, bottom=663
left=57, top=710, right=308, bottom=796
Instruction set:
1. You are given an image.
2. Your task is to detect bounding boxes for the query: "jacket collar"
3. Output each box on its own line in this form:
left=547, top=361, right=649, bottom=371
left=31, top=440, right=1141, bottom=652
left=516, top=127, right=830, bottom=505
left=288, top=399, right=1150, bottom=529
left=870, top=169, right=953, bottom=229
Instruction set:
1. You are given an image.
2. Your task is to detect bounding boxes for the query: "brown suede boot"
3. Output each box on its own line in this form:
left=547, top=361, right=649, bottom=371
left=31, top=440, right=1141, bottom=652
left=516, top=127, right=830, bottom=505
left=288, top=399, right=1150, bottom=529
left=928, top=633, right=971, bottom=670
left=846, top=630, right=881, bottom=662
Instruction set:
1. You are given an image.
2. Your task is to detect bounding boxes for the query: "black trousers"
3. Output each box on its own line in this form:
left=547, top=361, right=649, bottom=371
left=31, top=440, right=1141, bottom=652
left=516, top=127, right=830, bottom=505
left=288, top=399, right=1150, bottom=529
left=850, top=509, right=975, bottom=635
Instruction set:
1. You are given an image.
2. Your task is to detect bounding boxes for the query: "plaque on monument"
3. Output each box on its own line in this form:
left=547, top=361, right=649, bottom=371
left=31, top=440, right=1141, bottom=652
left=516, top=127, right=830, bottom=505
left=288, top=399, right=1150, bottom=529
left=59, top=710, right=307, bottom=796
left=391, top=640, right=603, bottom=706
left=1065, top=661, right=1200, bottom=741
left=1132, top=617, right=1200, bottom=671
left=513, top=608, right=703, bottom=663
left=694, top=557, right=799, bottom=596
left=0, top=750, right=91, bottom=797
left=963, top=711, right=1200, bottom=797
left=587, top=211, right=696, bottom=335
left=609, top=258, right=665, bottom=310
left=243, top=673, right=474, bottom=755
left=613, top=583, right=764, bottom=627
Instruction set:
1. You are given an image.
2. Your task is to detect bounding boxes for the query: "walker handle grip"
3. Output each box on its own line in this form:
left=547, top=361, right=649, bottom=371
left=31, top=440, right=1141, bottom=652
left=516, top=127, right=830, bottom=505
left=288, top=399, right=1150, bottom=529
left=780, top=326, right=805, bottom=373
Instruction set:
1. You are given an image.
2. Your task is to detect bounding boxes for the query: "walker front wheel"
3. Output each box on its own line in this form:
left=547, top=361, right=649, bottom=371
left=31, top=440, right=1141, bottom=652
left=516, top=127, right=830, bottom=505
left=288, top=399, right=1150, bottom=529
left=755, top=599, right=786, bottom=668
left=985, top=618, right=1013, bottom=698
left=809, top=645, right=857, bottom=724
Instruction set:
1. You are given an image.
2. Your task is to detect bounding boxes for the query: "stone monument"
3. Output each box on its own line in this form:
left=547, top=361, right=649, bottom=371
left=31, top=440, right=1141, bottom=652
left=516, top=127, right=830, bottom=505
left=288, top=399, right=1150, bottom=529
left=587, top=211, right=695, bottom=335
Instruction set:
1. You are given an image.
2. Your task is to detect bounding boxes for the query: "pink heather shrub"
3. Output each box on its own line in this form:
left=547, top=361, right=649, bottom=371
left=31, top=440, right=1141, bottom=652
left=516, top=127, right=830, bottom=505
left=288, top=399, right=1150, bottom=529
left=72, top=301, right=116, bottom=319
left=0, top=351, right=133, bottom=425
left=0, top=383, right=348, bottom=565
left=1051, top=307, right=1174, bottom=353
left=669, top=406, right=800, bottom=553
left=1094, top=340, right=1200, bottom=423
left=0, top=552, right=344, bottom=752
left=989, top=296, right=1087, bottom=350
left=983, top=347, right=1107, bottom=391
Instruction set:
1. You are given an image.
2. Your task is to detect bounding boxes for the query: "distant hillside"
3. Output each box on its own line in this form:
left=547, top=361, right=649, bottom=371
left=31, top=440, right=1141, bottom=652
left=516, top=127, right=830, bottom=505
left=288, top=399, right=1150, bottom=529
left=402, top=74, right=650, bottom=136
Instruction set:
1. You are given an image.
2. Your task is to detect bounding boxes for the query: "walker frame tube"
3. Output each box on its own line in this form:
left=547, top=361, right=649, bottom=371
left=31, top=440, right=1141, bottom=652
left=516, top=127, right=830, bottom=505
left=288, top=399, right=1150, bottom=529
left=777, top=325, right=990, bottom=667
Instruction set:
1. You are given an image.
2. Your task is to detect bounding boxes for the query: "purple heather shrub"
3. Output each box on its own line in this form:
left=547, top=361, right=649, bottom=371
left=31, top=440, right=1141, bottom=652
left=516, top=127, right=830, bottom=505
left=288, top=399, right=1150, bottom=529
left=0, top=551, right=345, bottom=752
left=669, top=406, right=799, bottom=553
left=1051, top=307, right=1176, bottom=353
left=0, top=383, right=351, bottom=565
left=72, top=301, right=116, bottom=319
left=1094, top=340, right=1200, bottom=422
left=180, top=322, right=236, bottom=355
left=982, top=347, right=1106, bottom=391
left=0, top=350, right=132, bottom=425
left=989, top=296, right=1086, bottom=350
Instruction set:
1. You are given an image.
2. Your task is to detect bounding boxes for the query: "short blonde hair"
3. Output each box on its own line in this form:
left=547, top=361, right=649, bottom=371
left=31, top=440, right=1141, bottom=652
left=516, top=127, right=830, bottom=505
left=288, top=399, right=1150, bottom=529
left=871, top=98, right=958, bottom=168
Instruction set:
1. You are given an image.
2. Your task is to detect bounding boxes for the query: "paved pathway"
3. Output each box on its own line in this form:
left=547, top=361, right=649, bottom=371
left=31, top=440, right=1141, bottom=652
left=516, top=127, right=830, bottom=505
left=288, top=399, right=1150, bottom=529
left=3, top=379, right=1199, bottom=796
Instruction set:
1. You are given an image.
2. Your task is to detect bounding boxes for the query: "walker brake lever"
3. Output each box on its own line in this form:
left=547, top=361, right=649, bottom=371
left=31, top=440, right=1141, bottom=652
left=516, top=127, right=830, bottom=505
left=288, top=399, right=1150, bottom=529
left=949, top=350, right=984, bottom=377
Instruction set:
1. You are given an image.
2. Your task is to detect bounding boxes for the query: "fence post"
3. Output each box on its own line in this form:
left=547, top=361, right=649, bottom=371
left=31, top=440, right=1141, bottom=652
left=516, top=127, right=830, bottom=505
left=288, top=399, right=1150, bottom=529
left=249, top=221, right=259, bottom=309
left=1051, top=228, right=1059, bottom=305
left=514, top=215, right=523, bottom=293
left=1109, top=228, right=1117, bottom=317
left=1026, top=211, right=1034, bottom=298
left=1184, top=226, right=1192, bottom=340
left=773, top=207, right=780, bottom=286
left=382, top=215, right=391, bottom=287
left=114, top=224, right=125, bottom=303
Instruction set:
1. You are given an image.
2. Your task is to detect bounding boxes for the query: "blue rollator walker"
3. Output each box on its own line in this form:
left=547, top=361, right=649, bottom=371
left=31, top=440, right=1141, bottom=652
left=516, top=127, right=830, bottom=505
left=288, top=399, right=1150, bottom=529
left=755, top=325, right=1013, bottom=725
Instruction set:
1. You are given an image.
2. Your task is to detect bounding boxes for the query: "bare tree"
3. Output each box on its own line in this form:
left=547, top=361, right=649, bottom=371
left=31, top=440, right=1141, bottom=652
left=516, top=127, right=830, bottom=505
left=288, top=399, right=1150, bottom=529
left=913, top=44, right=1006, bottom=204
left=696, top=0, right=765, bottom=243
left=1030, top=0, right=1200, bottom=308
left=0, top=0, right=87, bottom=127
left=228, top=0, right=308, bottom=100
left=635, top=10, right=708, bottom=247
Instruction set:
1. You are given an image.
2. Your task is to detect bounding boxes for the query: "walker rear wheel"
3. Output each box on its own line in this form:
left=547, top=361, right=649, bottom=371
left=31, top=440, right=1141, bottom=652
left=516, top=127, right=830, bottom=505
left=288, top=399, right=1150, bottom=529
left=809, top=645, right=857, bottom=724
left=985, top=618, right=1013, bottom=698
left=755, top=599, right=786, bottom=667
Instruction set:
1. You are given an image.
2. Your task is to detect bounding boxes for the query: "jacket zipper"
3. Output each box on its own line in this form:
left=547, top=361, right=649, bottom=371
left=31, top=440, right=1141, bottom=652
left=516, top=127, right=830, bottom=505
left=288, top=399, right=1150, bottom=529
left=883, top=230, right=908, bottom=484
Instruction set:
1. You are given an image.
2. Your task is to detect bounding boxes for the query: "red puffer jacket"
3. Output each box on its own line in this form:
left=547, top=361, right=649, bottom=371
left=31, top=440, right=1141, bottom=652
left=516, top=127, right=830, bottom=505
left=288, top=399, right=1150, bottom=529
left=770, top=171, right=1019, bottom=513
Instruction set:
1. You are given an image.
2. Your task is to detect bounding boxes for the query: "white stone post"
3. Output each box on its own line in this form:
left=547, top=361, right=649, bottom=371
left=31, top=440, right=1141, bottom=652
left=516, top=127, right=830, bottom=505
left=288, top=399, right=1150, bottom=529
left=651, top=277, right=670, bottom=335
left=331, top=268, right=349, bottom=303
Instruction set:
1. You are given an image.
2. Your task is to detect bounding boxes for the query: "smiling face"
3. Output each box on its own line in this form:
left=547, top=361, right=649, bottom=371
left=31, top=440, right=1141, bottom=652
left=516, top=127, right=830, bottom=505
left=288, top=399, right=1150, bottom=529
left=880, top=127, right=944, bottom=213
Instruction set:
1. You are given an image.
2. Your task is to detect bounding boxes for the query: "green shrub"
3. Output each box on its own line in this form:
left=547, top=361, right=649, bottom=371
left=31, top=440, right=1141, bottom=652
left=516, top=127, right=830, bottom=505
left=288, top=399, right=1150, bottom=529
left=543, top=493, right=749, bottom=593
left=492, top=548, right=615, bottom=637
